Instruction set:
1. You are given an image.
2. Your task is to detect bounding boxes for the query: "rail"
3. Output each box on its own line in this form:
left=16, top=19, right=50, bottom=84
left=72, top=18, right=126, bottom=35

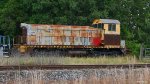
left=0, top=64, right=150, bottom=70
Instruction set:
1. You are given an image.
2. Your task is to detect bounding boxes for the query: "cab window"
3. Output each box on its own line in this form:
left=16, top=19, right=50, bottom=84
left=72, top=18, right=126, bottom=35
left=98, top=23, right=104, bottom=28
left=92, top=24, right=97, bottom=28
left=108, top=24, right=116, bottom=31
left=92, top=23, right=104, bottom=28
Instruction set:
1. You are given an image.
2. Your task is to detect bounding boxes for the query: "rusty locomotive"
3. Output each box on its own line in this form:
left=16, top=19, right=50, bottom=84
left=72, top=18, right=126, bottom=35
left=0, top=19, right=126, bottom=56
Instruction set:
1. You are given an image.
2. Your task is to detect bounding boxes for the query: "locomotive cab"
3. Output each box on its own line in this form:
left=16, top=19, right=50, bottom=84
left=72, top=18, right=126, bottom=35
left=92, top=19, right=121, bottom=48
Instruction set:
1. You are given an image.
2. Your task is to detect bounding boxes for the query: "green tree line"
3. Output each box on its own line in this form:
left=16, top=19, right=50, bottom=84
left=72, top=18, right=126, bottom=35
left=0, top=0, right=149, bottom=55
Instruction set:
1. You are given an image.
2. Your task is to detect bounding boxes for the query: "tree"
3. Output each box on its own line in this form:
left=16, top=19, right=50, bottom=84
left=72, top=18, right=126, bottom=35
left=0, top=0, right=149, bottom=54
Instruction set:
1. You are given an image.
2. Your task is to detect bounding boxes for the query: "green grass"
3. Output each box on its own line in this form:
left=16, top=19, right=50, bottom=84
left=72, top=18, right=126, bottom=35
left=0, top=55, right=147, bottom=65
left=62, top=55, right=141, bottom=65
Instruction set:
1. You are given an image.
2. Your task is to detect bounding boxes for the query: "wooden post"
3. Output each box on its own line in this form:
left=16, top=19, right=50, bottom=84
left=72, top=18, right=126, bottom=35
left=145, top=48, right=147, bottom=57
left=139, top=43, right=144, bottom=60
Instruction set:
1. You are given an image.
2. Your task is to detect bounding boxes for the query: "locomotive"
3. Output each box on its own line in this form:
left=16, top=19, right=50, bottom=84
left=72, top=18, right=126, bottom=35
left=0, top=19, right=126, bottom=56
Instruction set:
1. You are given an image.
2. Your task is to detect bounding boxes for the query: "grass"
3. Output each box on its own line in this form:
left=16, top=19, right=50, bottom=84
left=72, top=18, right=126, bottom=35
left=1, top=68, right=150, bottom=84
left=62, top=55, right=139, bottom=65
left=0, top=55, right=150, bottom=84
left=0, top=55, right=147, bottom=66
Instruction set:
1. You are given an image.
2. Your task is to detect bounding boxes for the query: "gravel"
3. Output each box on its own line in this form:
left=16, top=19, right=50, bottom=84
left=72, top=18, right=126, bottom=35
left=0, top=68, right=149, bottom=83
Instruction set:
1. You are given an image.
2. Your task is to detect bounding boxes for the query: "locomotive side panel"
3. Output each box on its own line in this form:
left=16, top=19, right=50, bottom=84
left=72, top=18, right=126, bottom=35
left=20, top=23, right=102, bottom=47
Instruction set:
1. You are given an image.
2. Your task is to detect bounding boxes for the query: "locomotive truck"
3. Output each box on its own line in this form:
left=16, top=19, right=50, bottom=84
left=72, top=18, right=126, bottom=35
left=0, top=19, right=126, bottom=56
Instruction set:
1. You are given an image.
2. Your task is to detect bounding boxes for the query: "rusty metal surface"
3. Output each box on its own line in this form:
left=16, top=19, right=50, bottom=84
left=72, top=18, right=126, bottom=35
left=19, top=23, right=102, bottom=46
left=104, top=34, right=120, bottom=45
left=18, top=23, right=122, bottom=48
left=0, top=64, right=149, bottom=70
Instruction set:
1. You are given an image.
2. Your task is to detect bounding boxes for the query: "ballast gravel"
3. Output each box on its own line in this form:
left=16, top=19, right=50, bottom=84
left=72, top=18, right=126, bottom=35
left=0, top=68, right=149, bottom=83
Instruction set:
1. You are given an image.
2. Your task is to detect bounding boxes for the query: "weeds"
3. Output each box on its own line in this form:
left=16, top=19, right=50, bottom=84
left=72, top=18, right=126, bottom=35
left=0, top=68, right=150, bottom=84
left=0, top=55, right=145, bottom=66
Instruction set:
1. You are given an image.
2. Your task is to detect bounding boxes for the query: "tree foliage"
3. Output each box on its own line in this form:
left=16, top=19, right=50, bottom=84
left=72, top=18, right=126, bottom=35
left=0, top=0, right=149, bottom=54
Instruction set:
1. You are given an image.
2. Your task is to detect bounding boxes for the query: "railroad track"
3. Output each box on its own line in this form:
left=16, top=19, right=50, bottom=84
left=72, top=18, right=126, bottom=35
left=0, top=64, right=150, bottom=70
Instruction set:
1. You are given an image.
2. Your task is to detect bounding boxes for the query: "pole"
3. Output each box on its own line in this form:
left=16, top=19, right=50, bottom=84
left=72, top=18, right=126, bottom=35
left=139, top=43, right=144, bottom=60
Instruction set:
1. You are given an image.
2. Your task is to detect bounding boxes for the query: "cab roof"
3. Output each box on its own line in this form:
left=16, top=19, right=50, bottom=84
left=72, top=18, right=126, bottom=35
left=93, top=19, right=120, bottom=24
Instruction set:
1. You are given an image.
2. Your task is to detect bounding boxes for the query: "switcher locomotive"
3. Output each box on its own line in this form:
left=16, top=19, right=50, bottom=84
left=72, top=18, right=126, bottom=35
left=0, top=19, right=126, bottom=56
